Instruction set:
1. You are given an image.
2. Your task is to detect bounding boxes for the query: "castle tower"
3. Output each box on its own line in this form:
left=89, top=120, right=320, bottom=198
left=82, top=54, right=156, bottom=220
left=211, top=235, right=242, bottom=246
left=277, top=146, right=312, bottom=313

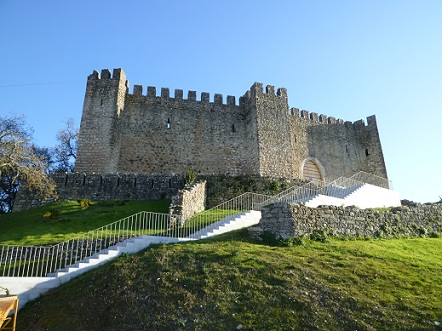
left=246, top=83, right=295, bottom=178
left=75, top=68, right=128, bottom=173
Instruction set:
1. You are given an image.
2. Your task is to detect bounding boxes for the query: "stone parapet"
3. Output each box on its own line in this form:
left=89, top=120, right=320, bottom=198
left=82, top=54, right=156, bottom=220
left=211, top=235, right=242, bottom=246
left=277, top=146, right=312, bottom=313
left=251, top=202, right=442, bottom=240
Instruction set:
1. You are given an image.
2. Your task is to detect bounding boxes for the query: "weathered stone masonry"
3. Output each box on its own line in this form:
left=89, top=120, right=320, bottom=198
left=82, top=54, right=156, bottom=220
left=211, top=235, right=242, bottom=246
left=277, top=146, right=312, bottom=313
left=14, top=68, right=391, bottom=211
left=169, top=181, right=206, bottom=224
left=13, top=173, right=184, bottom=212
left=75, top=68, right=388, bottom=182
left=252, top=202, right=442, bottom=240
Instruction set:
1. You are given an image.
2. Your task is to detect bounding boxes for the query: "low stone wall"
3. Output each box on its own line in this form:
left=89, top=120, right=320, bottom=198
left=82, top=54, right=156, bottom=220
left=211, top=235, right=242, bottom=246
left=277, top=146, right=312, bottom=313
left=169, top=181, right=206, bottom=224
left=13, top=173, right=298, bottom=212
left=250, top=202, right=442, bottom=240
left=13, top=173, right=184, bottom=212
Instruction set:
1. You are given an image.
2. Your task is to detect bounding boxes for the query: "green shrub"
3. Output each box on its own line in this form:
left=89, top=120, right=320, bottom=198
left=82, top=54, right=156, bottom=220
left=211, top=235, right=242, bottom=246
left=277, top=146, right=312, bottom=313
left=43, top=208, right=59, bottom=219
left=184, top=169, right=197, bottom=186
left=310, top=229, right=329, bottom=242
left=79, top=199, right=92, bottom=208
left=279, top=237, right=305, bottom=247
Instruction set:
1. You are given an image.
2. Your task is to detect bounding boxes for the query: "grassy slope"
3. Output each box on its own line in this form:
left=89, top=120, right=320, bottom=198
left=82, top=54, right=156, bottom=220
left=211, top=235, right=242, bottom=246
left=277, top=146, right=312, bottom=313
left=16, top=230, right=442, bottom=331
left=0, top=200, right=171, bottom=245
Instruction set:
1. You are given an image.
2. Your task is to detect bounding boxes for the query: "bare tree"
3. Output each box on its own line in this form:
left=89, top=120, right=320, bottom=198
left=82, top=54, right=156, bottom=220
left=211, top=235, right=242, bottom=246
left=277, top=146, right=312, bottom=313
left=0, top=115, right=56, bottom=213
left=52, top=118, right=78, bottom=173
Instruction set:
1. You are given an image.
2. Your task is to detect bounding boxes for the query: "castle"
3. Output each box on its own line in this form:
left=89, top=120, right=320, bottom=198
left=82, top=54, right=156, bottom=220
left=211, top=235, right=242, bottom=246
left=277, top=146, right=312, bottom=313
left=75, top=68, right=388, bottom=183
left=13, top=67, right=392, bottom=212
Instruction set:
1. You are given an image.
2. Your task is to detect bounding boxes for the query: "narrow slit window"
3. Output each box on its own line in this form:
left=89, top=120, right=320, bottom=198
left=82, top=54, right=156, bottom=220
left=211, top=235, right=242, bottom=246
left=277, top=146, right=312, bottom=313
left=232, top=124, right=236, bottom=132
left=365, top=148, right=370, bottom=156
left=166, top=118, right=171, bottom=129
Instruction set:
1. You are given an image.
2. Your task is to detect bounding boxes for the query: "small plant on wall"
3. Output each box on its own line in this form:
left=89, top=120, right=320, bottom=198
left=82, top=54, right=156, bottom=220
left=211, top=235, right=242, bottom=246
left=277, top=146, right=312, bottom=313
left=184, top=169, right=197, bottom=186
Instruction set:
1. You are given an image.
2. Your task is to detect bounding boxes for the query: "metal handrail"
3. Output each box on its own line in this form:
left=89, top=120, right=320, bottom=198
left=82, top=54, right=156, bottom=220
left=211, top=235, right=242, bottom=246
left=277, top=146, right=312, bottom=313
left=0, top=192, right=270, bottom=277
left=0, top=172, right=387, bottom=278
left=258, top=172, right=389, bottom=207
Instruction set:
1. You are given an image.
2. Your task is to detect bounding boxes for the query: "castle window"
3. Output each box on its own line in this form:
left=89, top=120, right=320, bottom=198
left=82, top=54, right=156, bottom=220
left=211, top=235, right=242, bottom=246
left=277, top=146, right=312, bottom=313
left=100, top=98, right=103, bottom=106
left=166, top=118, right=171, bottom=129
left=365, top=148, right=370, bottom=156
left=232, top=124, right=236, bottom=132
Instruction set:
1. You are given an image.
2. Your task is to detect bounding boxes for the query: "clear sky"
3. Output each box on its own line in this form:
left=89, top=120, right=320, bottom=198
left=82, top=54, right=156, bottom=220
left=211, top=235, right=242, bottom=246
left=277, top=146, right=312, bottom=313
left=1, top=0, right=441, bottom=203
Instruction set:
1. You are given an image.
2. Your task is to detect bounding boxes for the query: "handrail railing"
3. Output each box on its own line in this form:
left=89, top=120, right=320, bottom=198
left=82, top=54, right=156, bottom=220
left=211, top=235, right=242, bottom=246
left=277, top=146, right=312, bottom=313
left=349, top=171, right=389, bottom=189
left=258, top=172, right=389, bottom=208
left=0, top=192, right=270, bottom=277
left=0, top=172, right=387, bottom=278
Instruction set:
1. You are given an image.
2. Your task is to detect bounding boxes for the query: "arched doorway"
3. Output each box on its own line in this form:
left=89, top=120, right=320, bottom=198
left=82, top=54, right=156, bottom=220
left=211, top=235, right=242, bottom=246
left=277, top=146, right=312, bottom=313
left=301, top=158, right=324, bottom=182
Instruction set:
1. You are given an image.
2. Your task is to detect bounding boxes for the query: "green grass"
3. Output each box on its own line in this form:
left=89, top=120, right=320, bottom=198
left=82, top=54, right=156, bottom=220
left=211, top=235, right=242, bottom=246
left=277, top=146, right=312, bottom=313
left=17, top=230, right=442, bottom=331
left=0, top=200, right=171, bottom=245
left=3, top=201, right=442, bottom=329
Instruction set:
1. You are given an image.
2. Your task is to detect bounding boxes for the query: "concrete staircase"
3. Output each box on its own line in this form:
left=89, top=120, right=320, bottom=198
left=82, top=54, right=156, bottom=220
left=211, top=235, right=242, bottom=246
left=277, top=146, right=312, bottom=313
left=188, top=210, right=262, bottom=239
left=302, top=183, right=400, bottom=208
left=46, top=236, right=191, bottom=279
left=1, top=210, right=261, bottom=309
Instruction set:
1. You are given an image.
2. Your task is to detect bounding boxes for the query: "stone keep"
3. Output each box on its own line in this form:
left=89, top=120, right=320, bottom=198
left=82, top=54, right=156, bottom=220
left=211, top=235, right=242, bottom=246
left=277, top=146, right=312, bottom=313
left=75, top=68, right=388, bottom=182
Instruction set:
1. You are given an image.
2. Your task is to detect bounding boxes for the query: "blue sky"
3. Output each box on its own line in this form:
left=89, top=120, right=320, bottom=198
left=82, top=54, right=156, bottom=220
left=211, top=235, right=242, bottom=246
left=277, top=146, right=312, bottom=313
left=1, top=0, right=441, bottom=203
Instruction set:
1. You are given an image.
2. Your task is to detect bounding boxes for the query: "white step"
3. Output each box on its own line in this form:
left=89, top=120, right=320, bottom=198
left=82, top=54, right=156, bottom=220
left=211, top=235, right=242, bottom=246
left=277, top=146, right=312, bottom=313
left=4, top=211, right=258, bottom=310
left=188, top=210, right=261, bottom=239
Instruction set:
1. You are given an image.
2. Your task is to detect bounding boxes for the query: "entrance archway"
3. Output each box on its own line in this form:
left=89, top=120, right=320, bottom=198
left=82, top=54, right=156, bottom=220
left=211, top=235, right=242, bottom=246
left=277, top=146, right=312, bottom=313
left=301, top=158, right=324, bottom=182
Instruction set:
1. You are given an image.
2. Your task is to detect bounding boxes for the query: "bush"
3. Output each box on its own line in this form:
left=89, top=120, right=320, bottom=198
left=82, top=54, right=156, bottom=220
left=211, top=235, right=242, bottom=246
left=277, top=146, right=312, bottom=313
left=184, top=169, right=197, bottom=186
left=310, top=229, right=329, bottom=242
left=79, top=199, right=92, bottom=208
left=43, top=208, right=59, bottom=219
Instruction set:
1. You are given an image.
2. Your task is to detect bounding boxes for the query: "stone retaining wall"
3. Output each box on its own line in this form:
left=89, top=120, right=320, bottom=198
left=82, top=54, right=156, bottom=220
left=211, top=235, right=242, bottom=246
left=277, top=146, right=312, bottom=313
left=169, top=181, right=206, bottom=224
left=250, top=202, right=442, bottom=240
left=13, top=173, right=184, bottom=212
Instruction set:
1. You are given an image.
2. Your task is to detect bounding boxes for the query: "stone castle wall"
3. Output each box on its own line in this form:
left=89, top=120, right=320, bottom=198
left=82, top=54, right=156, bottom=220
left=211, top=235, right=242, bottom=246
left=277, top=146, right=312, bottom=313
left=117, top=89, right=256, bottom=176
left=74, top=68, right=388, bottom=182
left=13, top=173, right=184, bottom=212
left=252, top=202, right=442, bottom=240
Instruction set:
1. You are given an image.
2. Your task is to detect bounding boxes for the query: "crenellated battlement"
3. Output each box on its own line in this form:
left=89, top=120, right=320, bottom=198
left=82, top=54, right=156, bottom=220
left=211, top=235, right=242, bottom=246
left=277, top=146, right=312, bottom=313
left=245, top=82, right=288, bottom=100
left=76, top=68, right=388, bottom=184
left=289, top=107, right=377, bottom=129
left=85, top=69, right=378, bottom=131
left=88, top=68, right=126, bottom=81
left=129, top=84, right=239, bottom=107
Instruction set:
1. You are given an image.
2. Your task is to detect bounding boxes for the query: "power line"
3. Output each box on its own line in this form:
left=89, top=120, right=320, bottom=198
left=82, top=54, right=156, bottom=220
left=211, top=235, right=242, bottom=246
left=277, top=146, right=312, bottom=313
left=0, top=81, right=82, bottom=88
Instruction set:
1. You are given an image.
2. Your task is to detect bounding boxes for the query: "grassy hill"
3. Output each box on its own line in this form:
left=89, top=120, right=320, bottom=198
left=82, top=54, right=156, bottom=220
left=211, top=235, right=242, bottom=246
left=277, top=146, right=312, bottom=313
left=0, top=200, right=171, bottom=245
left=15, top=229, right=442, bottom=330
left=2, top=200, right=441, bottom=330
